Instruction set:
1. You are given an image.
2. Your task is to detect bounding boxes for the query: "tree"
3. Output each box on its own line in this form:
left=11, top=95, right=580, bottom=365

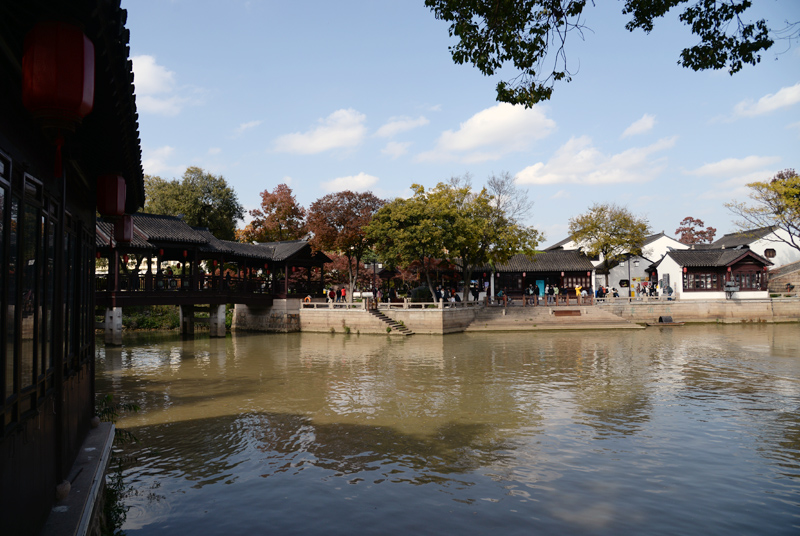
left=568, top=203, right=650, bottom=285
left=365, top=185, right=455, bottom=301
left=485, top=171, right=534, bottom=224
left=425, top=0, right=787, bottom=107
left=145, top=167, right=244, bottom=240
left=366, top=181, right=542, bottom=301
left=445, top=175, right=541, bottom=300
left=307, top=190, right=385, bottom=302
left=675, top=216, right=717, bottom=244
left=237, top=183, right=307, bottom=243
left=725, top=168, right=800, bottom=253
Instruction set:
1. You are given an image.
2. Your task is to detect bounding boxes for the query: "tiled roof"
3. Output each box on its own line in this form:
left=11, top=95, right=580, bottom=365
left=132, top=213, right=207, bottom=244
left=219, top=240, right=274, bottom=260
left=544, top=237, right=574, bottom=251
left=192, top=228, right=236, bottom=255
left=96, top=219, right=153, bottom=250
left=494, top=250, right=596, bottom=272
left=667, top=248, right=771, bottom=267
left=769, top=259, right=800, bottom=277
left=256, top=240, right=309, bottom=261
left=711, top=226, right=775, bottom=248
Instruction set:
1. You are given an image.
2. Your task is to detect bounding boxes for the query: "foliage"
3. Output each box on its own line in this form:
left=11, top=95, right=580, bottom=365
left=366, top=181, right=541, bottom=301
left=145, top=167, right=244, bottom=241
left=425, top=0, right=784, bottom=107
left=444, top=176, right=541, bottom=300
left=675, top=216, right=717, bottom=244
left=568, top=203, right=650, bottom=283
left=725, top=168, right=800, bottom=252
left=323, top=252, right=372, bottom=289
left=237, top=183, right=307, bottom=243
left=96, top=394, right=140, bottom=535
left=307, top=190, right=385, bottom=300
left=121, top=305, right=180, bottom=330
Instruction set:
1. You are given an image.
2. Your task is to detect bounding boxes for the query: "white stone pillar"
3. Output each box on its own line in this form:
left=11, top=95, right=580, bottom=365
left=209, top=304, right=226, bottom=338
left=104, top=307, right=123, bottom=346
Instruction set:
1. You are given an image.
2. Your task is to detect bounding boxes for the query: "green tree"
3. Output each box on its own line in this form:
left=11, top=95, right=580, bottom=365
left=366, top=181, right=542, bottom=301
left=237, top=183, right=307, bottom=243
left=568, top=203, right=650, bottom=285
left=425, top=0, right=786, bottom=107
left=307, top=190, right=385, bottom=302
left=365, top=184, right=455, bottom=300
left=445, top=176, right=542, bottom=301
left=725, top=168, right=800, bottom=252
left=145, top=167, right=244, bottom=240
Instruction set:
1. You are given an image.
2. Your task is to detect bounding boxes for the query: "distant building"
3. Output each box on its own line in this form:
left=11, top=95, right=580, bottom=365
left=711, top=226, right=800, bottom=269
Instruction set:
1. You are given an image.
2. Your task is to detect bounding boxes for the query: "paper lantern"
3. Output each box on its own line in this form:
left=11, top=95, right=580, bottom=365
left=96, top=175, right=126, bottom=216
left=114, top=214, right=132, bottom=243
left=182, top=250, right=188, bottom=258
left=22, top=21, right=95, bottom=177
left=158, top=248, right=164, bottom=256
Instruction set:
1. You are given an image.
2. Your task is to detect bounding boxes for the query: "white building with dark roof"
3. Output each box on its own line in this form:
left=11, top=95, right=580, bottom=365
left=711, top=226, right=800, bottom=269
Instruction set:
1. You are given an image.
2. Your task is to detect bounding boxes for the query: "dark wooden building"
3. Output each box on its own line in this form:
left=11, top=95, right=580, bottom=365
left=1, top=1, right=144, bottom=533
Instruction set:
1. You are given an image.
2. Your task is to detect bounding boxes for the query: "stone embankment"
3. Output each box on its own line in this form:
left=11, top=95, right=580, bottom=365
left=234, top=298, right=800, bottom=335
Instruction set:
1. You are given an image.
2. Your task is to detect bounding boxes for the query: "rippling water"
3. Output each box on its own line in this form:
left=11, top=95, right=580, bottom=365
left=96, top=325, right=800, bottom=535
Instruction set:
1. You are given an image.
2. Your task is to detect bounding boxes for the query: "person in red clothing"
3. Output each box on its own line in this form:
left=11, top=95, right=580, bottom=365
left=340, top=286, right=347, bottom=302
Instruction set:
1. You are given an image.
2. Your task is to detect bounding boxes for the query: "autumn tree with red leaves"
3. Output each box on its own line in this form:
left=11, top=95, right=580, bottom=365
left=307, top=190, right=385, bottom=302
left=236, top=183, right=307, bottom=243
left=675, top=216, right=717, bottom=245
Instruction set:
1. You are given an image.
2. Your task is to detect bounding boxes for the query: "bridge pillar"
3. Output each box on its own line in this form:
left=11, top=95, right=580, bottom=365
left=180, top=305, right=195, bottom=337
left=209, top=304, right=227, bottom=337
left=104, top=307, right=123, bottom=346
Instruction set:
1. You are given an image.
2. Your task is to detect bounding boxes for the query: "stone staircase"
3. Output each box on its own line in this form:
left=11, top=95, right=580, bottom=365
left=369, top=309, right=415, bottom=335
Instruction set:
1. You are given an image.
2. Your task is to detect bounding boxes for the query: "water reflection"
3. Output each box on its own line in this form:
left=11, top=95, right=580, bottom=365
left=98, top=325, right=800, bottom=535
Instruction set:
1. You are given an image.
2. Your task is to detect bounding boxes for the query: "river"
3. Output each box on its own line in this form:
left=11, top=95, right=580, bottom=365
left=96, top=324, right=800, bottom=535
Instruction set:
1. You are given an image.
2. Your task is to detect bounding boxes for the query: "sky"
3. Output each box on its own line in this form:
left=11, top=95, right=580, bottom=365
left=123, top=0, right=800, bottom=248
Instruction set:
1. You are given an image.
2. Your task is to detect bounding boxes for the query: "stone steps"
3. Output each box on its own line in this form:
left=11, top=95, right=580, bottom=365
left=468, top=305, right=643, bottom=331
left=369, top=309, right=414, bottom=335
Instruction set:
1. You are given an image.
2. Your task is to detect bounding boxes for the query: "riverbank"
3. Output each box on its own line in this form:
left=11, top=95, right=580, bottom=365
left=266, top=297, right=800, bottom=335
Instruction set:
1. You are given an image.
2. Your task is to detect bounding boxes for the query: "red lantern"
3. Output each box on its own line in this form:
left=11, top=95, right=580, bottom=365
left=264, top=263, right=268, bottom=269
left=22, top=22, right=95, bottom=177
left=292, top=266, right=296, bottom=272
left=96, top=175, right=126, bottom=216
left=561, top=272, right=565, bottom=276
left=523, top=272, right=526, bottom=277
left=114, top=214, right=132, bottom=243
left=483, top=273, right=486, bottom=278
left=158, top=249, right=164, bottom=256
left=213, top=260, right=218, bottom=267
left=122, top=254, right=129, bottom=264
left=587, top=271, right=591, bottom=277
left=683, top=267, right=687, bottom=273
left=727, top=266, right=731, bottom=272
left=96, top=251, right=101, bottom=259
left=182, top=250, right=188, bottom=258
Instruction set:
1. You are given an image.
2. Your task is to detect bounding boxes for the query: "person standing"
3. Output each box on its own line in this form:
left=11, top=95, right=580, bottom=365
left=533, top=283, right=540, bottom=306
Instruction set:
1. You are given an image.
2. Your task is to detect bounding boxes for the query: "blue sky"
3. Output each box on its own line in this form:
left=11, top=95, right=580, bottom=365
left=123, top=0, right=800, bottom=247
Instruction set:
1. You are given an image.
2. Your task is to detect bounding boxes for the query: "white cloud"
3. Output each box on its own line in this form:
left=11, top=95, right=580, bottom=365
left=375, top=116, right=429, bottom=138
left=274, top=109, right=367, bottom=154
left=132, top=55, right=175, bottom=95
left=734, top=82, right=800, bottom=117
left=132, top=55, right=201, bottom=116
left=697, top=170, right=772, bottom=200
left=321, top=172, right=379, bottom=192
left=235, top=120, right=262, bottom=136
left=551, top=190, right=570, bottom=199
left=515, top=136, right=677, bottom=185
left=416, top=103, right=556, bottom=163
left=208, top=147, right=221, bottom=155
left=621, top=114, right=656, bottom=138
left=381, top=141, right=411, bottom=159
left=688, top=155, right=781, bottom=177
left=142, top=145, right=183, bottom=176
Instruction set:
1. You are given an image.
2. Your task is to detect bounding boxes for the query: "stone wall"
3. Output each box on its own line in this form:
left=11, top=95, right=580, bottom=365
left=600, top=298, right=800, bottom=324
left=233, top=299, right=303, bottom=332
